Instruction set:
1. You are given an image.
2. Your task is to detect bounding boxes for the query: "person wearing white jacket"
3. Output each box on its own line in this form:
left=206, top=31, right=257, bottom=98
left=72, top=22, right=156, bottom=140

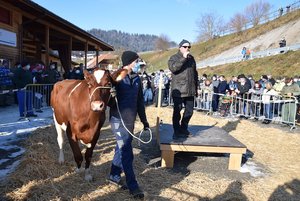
left=262, top=82, right=278, bottom=124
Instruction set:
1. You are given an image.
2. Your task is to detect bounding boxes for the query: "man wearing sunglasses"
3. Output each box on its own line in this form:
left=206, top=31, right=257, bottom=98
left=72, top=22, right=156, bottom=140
left=168, top=39, right=198, bottom=139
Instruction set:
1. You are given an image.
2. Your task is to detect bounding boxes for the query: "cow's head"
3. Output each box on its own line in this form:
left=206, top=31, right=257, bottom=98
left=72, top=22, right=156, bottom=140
left=83, top=68, right=127, bottom=112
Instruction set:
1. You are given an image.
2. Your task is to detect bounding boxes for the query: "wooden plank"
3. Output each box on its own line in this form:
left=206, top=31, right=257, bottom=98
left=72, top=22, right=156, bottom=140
left=160, top=144, right=246, bottom=154
left=160, top=124, right=246, bottom=148
left=228, top=153, right=243, bottom=170
left=23, top=43, right=36, bottom=48
left=23, top=48, right=36, bottom=54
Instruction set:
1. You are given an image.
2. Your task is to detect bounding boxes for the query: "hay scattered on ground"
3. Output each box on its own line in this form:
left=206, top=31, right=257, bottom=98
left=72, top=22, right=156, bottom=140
left=1, top=105, right=300, bottom=200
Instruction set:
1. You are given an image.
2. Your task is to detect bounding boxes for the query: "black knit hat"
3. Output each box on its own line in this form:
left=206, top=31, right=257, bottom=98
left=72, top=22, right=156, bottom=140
left=179, top=39, right=190, bottom=47
left=121, top=51, right=139, bottom=66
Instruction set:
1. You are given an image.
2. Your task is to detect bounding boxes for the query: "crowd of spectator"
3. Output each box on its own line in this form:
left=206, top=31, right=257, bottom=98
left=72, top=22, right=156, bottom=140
left=138, top=69, right=300, bottom=126
left=132, top=67, right=300, bottom=127
left=140, top=69, right=171, bottom=107
left=197, top=73, right=300, bottom=126
left=0, top=60, right=86, bottom=117
left=1, top=59, right=300, bottom=127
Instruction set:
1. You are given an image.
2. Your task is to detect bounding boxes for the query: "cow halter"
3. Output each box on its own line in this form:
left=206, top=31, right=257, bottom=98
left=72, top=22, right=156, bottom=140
left=68, top=81, right=113, bottom=102
left=89, top=85, right=112, bottom=101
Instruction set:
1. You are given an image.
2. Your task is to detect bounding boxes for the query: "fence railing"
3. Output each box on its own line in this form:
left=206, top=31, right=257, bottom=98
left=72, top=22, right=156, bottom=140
left=22, top=84, right=54, bottom=117
left=214, top=1, right=300, bottom=38
left=197, top=43, right=300, bottom=68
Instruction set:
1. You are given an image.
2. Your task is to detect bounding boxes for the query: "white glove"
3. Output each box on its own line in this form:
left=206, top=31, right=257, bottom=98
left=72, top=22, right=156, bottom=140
left=183, top=51, right=190, bottom=58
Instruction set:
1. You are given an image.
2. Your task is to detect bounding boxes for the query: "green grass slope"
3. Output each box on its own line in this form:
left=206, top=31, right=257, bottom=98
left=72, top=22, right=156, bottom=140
left=141, top=10, right=300, bottom=75
left=198, top=50, right=300, bottom=80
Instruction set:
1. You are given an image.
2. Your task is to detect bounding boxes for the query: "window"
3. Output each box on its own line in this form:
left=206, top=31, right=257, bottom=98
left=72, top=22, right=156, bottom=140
left=0, top=7, right=11, bottom=25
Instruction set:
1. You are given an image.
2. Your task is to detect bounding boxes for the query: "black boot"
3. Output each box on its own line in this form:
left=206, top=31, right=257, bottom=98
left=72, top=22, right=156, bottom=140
left=173, top=130, right=187, bottom=139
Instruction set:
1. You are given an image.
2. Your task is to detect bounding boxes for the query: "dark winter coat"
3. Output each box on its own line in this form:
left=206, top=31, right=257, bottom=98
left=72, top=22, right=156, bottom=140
left=14, top=68, right=33, bottom=89
left=109, top=73, right=147, bottom=126
left=168, top=51, right=198, bottom=97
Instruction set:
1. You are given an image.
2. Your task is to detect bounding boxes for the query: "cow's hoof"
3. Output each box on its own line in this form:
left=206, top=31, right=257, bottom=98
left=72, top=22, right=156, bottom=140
left=58, top=153, right=64, bottom=164
left=75, top=167, right=84, bottom=173
left=85, top=174, right=93, bottom=181
left=58, top=158, right=64, bottom=164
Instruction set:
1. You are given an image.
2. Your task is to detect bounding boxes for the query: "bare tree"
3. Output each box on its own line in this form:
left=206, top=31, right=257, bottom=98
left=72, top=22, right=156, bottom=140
left=229, top=12, right=248, bottom=33
left=196, top=12, right=225, bottom=42
left=155, top=34, right=170, bottom=51
left=245, top=0, right=271, bottom=26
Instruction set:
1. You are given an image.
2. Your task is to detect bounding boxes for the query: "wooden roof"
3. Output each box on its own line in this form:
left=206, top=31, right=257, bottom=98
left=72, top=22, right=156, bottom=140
left=87, top=53, right=119, bottom=68
left=9, top=0, right=113, bottom=51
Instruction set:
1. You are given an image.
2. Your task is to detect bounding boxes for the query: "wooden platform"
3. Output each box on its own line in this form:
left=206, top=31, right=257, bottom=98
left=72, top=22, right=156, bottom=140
left=159, top=124, right=247, bottom=171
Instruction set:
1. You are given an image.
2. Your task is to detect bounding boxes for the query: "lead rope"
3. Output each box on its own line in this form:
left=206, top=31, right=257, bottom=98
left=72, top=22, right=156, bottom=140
left=114, top=95, right=152, bottom=145
left=89, top=86, right=112, bottom=100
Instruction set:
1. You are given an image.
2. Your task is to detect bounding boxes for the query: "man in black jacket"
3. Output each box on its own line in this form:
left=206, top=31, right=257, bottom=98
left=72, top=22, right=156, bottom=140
left=168, top=39, right=198, bottom=139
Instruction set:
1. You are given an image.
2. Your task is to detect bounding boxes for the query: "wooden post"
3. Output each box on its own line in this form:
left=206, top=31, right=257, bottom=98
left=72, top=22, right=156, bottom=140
left=161, top=150, right=175, bottom=168
left=96, top=48, right=99, bottom=68
left=19, top=23, right=23, bottom=62
left=156, top=73, right=163, bottom=144
left=84, top=41, right=88, bottom=68
left=45, top=25, right=49, bottom=66
left=228, top=153, right=242, bottom=170
left=68, top=36, right=72, bottom=72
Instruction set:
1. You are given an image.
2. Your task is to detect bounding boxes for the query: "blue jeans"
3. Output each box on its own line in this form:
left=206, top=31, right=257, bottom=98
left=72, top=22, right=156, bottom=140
left=264, top=103, right=273, bottom=119
left=110, top=116, right=139, bottom=191
left=17, top=90, right=34, bottom=116
left=143, top=88, right=153, bottom=104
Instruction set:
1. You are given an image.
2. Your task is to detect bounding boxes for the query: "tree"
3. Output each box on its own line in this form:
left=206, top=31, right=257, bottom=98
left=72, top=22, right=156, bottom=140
left=196, top=12, right=225, bottom=42
left=229, top=12, right=248, bottom=33
left=155, top=34, right=170, bottom=51
left=245, top=0, right=271, bottom=27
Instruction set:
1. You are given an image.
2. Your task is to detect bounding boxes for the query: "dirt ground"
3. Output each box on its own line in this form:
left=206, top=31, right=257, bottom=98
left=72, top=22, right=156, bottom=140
left=0, top=105, right=300, bottom=201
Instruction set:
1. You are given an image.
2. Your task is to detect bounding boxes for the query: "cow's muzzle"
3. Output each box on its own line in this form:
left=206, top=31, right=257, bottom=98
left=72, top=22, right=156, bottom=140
left=91, top=101, right=105, bottom=111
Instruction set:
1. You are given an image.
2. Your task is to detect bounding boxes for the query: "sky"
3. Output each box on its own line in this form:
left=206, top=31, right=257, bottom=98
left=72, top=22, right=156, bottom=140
left=32, top=0, right=293, bottom=43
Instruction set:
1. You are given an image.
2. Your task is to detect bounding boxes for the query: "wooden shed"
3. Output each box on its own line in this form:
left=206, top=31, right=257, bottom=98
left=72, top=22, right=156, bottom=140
left=0, top=0, right=113, bottom=72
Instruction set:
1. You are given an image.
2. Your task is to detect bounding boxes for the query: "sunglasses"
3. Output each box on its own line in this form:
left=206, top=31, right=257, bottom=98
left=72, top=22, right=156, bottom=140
left=182, top=46, right=191, bottom=49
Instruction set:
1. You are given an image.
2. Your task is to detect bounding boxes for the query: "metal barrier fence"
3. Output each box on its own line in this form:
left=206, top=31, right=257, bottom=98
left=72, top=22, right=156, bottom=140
left=194, top=92, right=299, bottom=130
left=23, top=84, right=54, bottom=117
left=194, top=90, right=213, bottom=114
left=163, top=89, right=299, bottom=130
left=207, top=1, right=300, bottom=39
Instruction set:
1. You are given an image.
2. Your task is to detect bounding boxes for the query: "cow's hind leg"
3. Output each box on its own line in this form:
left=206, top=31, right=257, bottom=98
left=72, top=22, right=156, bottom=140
left=53, top=113, right=65, bottom=164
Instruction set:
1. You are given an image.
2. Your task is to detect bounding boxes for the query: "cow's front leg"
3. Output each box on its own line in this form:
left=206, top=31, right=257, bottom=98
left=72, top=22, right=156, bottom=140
left=83, top=141, right=97, bottom=181
left=66, top=131, right=83, bottom=171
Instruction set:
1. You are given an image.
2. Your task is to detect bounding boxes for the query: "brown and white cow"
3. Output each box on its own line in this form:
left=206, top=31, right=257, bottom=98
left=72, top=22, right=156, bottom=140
left=51, top=68, right=127, bottom=181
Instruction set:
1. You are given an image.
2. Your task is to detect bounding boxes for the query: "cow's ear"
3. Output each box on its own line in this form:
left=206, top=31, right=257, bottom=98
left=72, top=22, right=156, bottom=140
left=111, top=68, right=128, bottom=82
left=83, top=70, right=95, bottom=84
